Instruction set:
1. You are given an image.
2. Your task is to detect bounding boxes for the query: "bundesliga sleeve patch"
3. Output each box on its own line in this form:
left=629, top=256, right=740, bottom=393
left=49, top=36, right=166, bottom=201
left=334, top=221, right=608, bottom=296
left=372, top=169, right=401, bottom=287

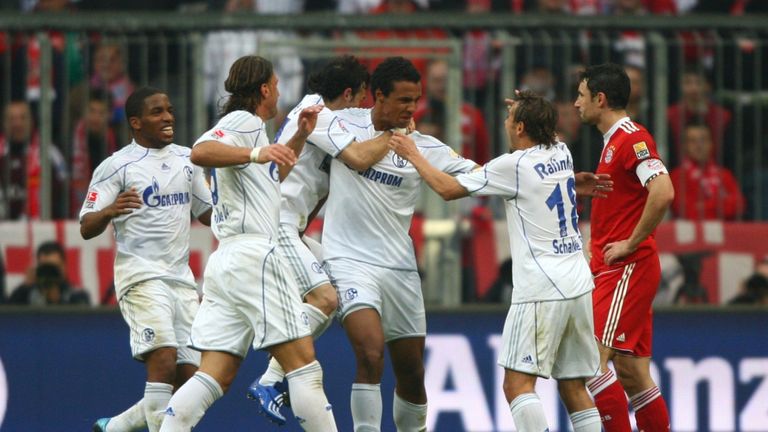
left=85, top=191, right=98, bottom=208
left=633, top=141, right=650, bottom=160
left=212, top=129, right=225, bottom=139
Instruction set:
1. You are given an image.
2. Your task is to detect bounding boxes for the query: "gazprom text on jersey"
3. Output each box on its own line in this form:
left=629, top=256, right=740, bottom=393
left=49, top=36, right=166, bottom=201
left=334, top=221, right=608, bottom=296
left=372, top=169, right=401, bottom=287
left=144, top=191, right=191, bottom=207
left=358, top=167, right=403, bottom=187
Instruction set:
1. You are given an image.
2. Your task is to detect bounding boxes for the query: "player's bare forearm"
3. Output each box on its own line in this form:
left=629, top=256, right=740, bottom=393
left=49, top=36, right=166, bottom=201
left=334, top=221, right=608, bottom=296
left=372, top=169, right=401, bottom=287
left=339, top=132, right=392, bottom=171
left=80, top=189, right=142, bottom=240
left=627, top=173, right=674, bottom=250
left=197, top=209, right=212, bottom=227
left=388, top=133, right=469, bottom=200
left=191, top=141, right=251, bottom=167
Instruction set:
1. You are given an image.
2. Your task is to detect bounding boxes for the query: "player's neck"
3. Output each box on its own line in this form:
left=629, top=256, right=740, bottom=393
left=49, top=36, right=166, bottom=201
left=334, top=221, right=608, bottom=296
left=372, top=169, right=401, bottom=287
left=597, top=110, right=629, bottom=134
left=370, top=107, right=391, bottom=132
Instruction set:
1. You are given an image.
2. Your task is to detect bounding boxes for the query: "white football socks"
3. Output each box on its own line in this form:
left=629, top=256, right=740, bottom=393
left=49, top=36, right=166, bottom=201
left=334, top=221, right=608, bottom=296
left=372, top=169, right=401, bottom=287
left=393, top=392, right=427, bottom=432
left=351, top=383, right=382, bottom=431
left=285, top=360, right=337, bottom=431
left=158, top=372, right=223, bottom=431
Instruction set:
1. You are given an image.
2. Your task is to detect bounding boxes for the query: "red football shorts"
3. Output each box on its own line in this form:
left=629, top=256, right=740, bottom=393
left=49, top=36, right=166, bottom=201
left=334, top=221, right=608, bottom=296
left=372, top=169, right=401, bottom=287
left=592, top=254, right=661, bottom=357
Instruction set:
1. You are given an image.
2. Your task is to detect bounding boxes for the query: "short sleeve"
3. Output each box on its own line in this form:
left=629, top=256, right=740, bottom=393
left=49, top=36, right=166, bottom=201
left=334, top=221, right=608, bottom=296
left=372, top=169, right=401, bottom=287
left=308, top=114, right=356, bottom=157
left=456, top=154, right=518, bottom=199
left=194, top=111, right=264, bottom=150
left=79, top=158, right=122, bottom=220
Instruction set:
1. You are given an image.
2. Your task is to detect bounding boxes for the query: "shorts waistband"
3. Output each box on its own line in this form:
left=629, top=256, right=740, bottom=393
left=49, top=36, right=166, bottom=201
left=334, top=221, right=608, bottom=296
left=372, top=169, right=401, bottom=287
left=219, top=233, right=273, bottom=245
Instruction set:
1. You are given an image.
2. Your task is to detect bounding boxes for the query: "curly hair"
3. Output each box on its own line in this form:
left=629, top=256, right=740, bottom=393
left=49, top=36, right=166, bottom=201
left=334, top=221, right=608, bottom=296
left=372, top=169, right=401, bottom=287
left=221, top=55, right=274, bottom=116
left=370, top=56, right=420, bottom=97
left=307, top=55, right=370, bottom=101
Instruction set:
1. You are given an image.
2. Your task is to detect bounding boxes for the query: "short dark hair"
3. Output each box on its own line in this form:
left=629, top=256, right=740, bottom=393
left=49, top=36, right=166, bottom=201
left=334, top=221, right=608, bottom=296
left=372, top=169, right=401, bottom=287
left=37, top=241, right=65, bottom=261
left=370, top=56, right=420, bottom=97
left=221, top=55, right=274, bottom=116
left=511, top=90, right=558, bottom=146
left=307, top=55, right=370, bottom=101
left=88, top=88, right=113, bottom=107
left=125, top=86, right=164, bottom=124
left=579, top=63, right=630, bottom=110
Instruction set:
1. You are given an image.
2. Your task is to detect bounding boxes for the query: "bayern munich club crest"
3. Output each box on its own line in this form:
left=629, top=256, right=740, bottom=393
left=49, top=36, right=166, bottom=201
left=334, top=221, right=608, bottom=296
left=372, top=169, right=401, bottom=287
left=604, top=146, right=615, bottom=164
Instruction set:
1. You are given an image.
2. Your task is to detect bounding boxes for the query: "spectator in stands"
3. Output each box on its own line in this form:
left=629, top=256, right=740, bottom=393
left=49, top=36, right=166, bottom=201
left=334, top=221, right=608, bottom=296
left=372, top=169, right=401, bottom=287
left=462, top=0, right=501, bottom=110
left=414, top=59, right=491, bottom=164
left=0, top=100, right=68, bottom=220
left=728, top=273, right=768, bottom=305
left=519, top=64, right=557, bottom=101
left=70, top=89, right=117, bottom=217
left=8, top=240, right=90, bottom=305
left=89, top=41, right=134, bottom=127
left=203, top=0, right=304, bottom=123
left=669, top=122, right=745, bottom=220
left=625, top=64, right=648, bottom=123
left=667, top=65, right=732, bottom=167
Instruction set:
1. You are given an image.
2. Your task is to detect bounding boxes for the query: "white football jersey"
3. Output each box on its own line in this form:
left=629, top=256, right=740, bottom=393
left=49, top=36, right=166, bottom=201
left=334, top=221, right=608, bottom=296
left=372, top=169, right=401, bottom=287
left=323, top=108, right=477, bottom=270
left=277, top=94, right=356, bottom=230
left=195, top=111, right=280, bottom=241
left=79, top=141, right=212, bottom=298
left=456, top=142, right=593, bottom=303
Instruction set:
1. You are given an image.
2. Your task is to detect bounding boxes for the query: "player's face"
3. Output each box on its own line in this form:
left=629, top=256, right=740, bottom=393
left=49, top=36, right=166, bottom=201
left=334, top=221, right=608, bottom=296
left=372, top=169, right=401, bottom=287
left=262, top=74, right=280, bottom=120
left=575, top=80, right=599, bottom=125
left=133, top=93, right=174, bottom=148
left=377, top=80, right=421, bottom=129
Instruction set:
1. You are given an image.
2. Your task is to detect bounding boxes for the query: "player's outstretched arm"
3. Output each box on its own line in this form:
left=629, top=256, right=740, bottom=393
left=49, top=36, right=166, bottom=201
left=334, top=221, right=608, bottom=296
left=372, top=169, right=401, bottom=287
left=574, top=172, right=613, bottom=198
left=603, top=173, right=674, bottom=265
left=191, top=141, right=297, bottom=168
left=338, top=131, right=393, bottom=171
left=80, top=189, right=142, bottom=240
left=389, top=133, right=469, bottom=201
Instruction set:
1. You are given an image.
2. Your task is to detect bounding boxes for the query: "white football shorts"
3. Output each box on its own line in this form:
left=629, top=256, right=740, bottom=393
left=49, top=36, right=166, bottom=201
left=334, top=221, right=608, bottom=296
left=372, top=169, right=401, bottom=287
left=189, top=235, right=311, bottom=358
left=498, top=291, right=600, bottom=379
left=119, top=278, right=200, bottom=366
left=325, top=257, right=425, bottom=343
left=277, top=223, right=331, bottom=297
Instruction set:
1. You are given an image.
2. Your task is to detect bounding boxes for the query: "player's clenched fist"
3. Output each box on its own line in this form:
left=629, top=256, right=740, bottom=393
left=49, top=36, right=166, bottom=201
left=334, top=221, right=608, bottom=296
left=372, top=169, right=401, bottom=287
left=108, top=188, right=142, bottom=217
left=255, top=144, right=298, bottom=166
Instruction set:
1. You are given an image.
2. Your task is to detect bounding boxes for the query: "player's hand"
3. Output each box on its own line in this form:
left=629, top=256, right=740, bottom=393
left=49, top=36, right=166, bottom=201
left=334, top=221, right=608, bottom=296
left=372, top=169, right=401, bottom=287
left=107, top=189, right=142, bottom=217
left=388, top=133, right=419, bottom=161
left=296, top=105, right=323, bottom=139
left=603, top=239, right=635, bottom=265
left=406, top=118, right=416, bottom=134
left=258, top=144, right=297, bottom=166
left=575, top=172, right=613, bottom=198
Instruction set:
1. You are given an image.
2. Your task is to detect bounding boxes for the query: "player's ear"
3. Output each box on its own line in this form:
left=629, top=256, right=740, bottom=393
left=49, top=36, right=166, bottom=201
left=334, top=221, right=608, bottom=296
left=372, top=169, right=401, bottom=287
left=343, top=88, right=353, bottom=102
left=128, top=116, right=141, bottom=132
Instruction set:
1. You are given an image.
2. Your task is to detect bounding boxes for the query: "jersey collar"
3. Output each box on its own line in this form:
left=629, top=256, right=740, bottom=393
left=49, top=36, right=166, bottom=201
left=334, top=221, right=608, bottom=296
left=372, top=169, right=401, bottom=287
left=602, top=116, right=631, bottom=147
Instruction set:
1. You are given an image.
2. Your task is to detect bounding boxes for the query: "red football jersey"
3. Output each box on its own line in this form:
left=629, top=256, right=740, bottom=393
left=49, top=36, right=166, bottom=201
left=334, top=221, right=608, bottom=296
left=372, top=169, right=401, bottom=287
left=590, top=117, right=662, bottom=273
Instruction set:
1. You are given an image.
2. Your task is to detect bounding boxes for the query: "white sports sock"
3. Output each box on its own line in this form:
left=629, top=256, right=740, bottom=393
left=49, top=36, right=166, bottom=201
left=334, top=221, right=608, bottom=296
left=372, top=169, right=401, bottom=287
left=569, top=407, right=601, bottom=432
left=159, top=372, right=223, bottom=432
left=105, top=399, right=147, bottom=432
left=285, top=360, right=337, bottom=431
left=351, top=383, right=382, bottom=432
left=509, top=393, right=549, bottom=432
left=304, top=302, right=333, bottom=340
left=259, top=357, right=286, bottom=387
left=143, top=382, right=173, bottom=432
left=393, top=392, right=427, bottom=432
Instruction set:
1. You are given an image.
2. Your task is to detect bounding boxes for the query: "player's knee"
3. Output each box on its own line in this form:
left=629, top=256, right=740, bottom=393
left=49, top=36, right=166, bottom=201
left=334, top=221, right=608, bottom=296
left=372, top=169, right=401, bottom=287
left=306, top=284, right=338, bottom=316
left=354, top=345, right=385, bottom=374
left=145, top=348, right=179, bottom=383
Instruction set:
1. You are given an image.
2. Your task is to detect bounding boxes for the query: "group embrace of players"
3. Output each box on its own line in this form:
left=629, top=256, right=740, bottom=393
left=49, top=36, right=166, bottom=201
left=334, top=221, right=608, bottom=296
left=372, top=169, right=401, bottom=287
left=82, top=53, right=673, bottom=432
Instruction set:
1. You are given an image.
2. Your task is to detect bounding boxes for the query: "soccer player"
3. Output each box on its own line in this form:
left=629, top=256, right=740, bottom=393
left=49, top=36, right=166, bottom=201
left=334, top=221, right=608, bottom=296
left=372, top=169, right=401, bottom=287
left=246, top=55, right=394, bottom=425
left=574, top=63, right=674, bottom=432
left=158, top=55, right=337, bottom=432
left=321, top=56, right=478, bottom=431
left=82, top=87, right=212, bottom=432
left=388, top=90, right=603, bottom=432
